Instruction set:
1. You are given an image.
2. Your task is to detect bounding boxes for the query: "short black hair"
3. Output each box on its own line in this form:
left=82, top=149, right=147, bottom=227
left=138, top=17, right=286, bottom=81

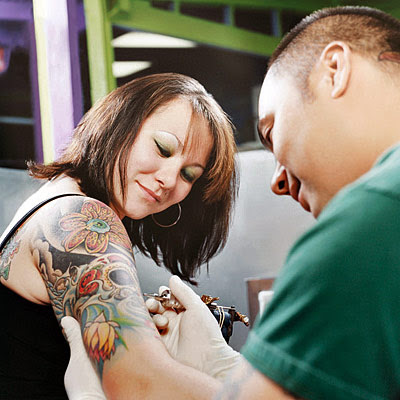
left=269, top=6, right=400, bottom=86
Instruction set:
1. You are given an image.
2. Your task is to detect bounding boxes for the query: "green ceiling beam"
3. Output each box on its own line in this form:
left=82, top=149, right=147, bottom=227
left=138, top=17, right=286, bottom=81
left=130, top=0, right=324, bottom=12
left=349, top=0, right=400, bottom=18
left=84, top=0, right=116, bottom=104
left=108, top=0, right=280, bottom=56
left=122, top=0, right=400, bottom=13
left=116, top=0, right=400, bottom=17
left=84, top=0, right=400, bottom=109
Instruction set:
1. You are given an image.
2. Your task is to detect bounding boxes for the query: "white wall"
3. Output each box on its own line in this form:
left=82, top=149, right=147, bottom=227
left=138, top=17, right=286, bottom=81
left=0, top=167, right=42, bottom=231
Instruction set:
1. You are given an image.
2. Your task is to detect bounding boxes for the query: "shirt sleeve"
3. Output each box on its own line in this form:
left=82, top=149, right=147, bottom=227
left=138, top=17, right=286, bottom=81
left=241, top=186, right=400, bottom=400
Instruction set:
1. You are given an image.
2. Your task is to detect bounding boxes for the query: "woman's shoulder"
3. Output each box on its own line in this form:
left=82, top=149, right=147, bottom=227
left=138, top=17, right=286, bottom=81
left=26, top=184, right=129, bottom=257
left=0, top=178, right=86, bottom=304
left=0, top=177, right=130, bottom=305
left=0, top=180, right=111, bottom=303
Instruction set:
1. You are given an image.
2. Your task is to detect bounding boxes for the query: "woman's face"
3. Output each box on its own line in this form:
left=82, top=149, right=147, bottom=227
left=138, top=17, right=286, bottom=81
left=111, top=98, right=213, bottom=220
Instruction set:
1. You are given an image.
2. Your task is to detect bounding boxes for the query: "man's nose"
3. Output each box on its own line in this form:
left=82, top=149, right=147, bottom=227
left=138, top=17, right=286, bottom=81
left=270, top=162, right=290, bottom=196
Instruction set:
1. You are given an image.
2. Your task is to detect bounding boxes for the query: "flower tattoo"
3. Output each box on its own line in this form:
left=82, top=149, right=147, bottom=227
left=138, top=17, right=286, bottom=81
left=78, top=266, right=102, bottom=297
left=83, top=311, right=120, bottom=362
left=60, top=199, right=131, bottom=253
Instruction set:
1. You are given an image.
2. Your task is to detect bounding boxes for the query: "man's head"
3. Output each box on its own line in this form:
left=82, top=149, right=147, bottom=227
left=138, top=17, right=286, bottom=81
left=258, top=6, right=400, bottom=217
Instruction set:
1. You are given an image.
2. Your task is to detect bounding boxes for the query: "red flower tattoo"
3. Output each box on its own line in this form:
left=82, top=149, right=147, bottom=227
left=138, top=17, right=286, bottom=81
left=78, top=268, right=102, bottom=297
left=60, top=199, right=131, bottom=253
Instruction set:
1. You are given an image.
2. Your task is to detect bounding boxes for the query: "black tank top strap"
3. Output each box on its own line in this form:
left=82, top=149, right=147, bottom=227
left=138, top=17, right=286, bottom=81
left=0, top=193, right=84, bottom=252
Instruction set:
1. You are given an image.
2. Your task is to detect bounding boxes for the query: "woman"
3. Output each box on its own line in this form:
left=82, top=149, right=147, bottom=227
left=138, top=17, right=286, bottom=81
left=0, top=73, right=237, bottom=399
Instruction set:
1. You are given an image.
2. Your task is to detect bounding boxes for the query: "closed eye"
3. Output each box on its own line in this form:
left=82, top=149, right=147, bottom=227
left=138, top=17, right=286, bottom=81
left=181, top=168, right=196, bottom=184
left=257, top=117, right=274, bottom=152
left=262, top=126, right=273, bottom=152
left=155, top=140, right=171, bottom=157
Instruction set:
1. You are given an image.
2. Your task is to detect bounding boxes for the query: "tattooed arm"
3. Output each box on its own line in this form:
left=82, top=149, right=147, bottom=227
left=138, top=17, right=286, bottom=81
left=29, top=196, right=220, bottom=399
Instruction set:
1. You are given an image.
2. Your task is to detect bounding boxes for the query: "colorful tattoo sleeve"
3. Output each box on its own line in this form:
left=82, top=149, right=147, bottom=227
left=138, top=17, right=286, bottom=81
left=0, top=230, right=21, bottom=280
left=31, top=197, right=156, bottom=377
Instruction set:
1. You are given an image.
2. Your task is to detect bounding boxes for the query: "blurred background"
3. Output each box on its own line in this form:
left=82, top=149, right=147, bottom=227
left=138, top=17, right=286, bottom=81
left=0, top=0, right=398, bottom=349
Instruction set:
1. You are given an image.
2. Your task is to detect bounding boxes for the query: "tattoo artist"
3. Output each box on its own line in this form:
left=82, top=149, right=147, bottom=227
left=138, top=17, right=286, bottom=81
left=63, top=6, right=400, bottom=400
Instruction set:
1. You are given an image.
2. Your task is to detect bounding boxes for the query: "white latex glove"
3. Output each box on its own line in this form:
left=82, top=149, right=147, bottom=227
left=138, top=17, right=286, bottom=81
left=146, top=285, right=169, bottom=330
left=61, top=316, right=106, bottom=400
left=150, top=275, right=243, bottom=381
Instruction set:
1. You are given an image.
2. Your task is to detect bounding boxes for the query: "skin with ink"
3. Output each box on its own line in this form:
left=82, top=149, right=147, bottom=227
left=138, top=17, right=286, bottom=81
left=213, top=363, right=255, bottom=400
left=31, top=197, right=157, bottom=377
left=59, top=199, right=132, bottom=253
left=0, top=230, right=21, bottom=280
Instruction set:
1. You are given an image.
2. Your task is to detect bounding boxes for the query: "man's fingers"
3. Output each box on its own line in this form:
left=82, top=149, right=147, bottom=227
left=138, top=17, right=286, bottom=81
left=169, top=275, right=203, bottom=308
left=153, top=314, right=169, bottom=329
left=152, top=308, right=181, bottom=330
left=146, top=298, right=166, bottom=314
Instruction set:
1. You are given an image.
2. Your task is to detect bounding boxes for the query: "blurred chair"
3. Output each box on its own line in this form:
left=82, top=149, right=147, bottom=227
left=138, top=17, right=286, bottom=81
left=245, top=276, right=275, bottom=327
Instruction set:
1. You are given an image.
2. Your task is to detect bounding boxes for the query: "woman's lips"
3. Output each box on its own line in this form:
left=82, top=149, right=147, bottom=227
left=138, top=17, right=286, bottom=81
left=137, top=182, right=161, bottom=202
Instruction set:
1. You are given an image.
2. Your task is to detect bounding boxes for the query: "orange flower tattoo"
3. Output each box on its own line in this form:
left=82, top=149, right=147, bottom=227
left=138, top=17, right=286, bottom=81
left=83, top=312, right=120, bottom=362
left=60, top=199, right=131, bottom=253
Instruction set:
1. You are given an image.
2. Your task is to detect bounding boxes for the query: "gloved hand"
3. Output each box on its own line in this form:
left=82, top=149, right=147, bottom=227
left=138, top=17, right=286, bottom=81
left=147, top=275, right=243, bottom=381
left=61, top=316, right=107, bottom=400
left=145, top=285, right=169, bottom=330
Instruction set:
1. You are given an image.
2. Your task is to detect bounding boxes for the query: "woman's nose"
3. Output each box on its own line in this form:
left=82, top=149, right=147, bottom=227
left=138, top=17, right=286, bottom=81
left=270, top=162, right=290, bottom=196
left=156, top=162, right=180, bottom=190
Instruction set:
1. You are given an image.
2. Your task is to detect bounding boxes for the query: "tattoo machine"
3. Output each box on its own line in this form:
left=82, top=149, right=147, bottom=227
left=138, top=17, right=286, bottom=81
left=144, top=289, right=249, bottom=343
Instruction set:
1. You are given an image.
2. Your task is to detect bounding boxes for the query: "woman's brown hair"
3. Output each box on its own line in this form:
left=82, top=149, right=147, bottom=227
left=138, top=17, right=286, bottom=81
left=28, top=73, right=237, bottom=283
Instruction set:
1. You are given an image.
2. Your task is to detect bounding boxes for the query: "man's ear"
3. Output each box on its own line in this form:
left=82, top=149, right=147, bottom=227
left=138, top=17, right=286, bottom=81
left=319, top=41, right=351, bottom=98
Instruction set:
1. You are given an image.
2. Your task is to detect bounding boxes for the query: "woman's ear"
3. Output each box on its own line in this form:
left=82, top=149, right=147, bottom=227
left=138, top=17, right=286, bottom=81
left=319, top=41, right=351, bottom=98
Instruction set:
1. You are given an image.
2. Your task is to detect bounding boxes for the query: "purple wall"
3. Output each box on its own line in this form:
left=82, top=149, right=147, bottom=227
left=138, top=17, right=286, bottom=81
left=0, top=0, right=84, bottom=163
